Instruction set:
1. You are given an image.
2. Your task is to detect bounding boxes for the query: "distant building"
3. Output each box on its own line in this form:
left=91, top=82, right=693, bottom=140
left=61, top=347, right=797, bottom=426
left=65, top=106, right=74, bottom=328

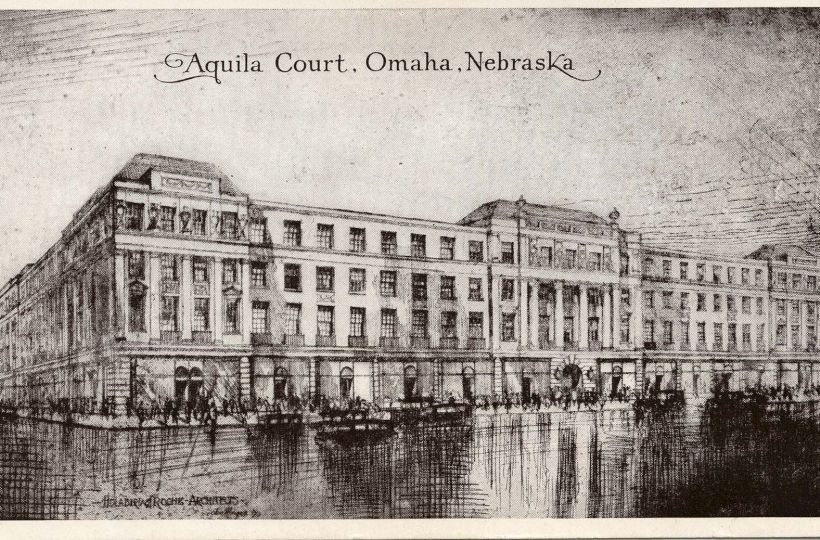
left=0, top=153, right=818, bottom=416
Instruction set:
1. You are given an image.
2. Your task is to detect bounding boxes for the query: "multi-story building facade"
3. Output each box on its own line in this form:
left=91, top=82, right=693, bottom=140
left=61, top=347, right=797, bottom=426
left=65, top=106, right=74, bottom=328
left=1, top=153, right=819, bottom=416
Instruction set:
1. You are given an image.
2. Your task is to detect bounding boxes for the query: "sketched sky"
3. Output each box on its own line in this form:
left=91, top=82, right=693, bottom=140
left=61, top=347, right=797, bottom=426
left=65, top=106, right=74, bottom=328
left=0, top=9, right=819, bottom=283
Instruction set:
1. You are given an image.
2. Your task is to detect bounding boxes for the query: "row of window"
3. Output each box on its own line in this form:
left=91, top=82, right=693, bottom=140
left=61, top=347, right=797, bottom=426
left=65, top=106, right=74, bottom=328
left=127, top=252, right=248, bottom=286
left=775, top=271, right=820, bottom=291
left=774, top=322, right=819, bottom=348
left=283, top=264, right=484, bottom=300
left=120, top=202, right=265, bottom=241
left=644, top=320, right=767, bottom=349
left=282, top=220, right=486, bottom=261
left=643, top=290, right=766, bottom=315
left=282, top=304, right=485, bottom=340
left=643, top=258, right=764, bottom=286
left=774, top=299, right=818, bottom=321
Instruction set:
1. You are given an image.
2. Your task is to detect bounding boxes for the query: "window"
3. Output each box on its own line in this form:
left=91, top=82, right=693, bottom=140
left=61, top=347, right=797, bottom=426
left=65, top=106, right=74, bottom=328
left=192, top=209, right=207, bottom=236
left=713, top=265, right=722, bottom=284
left=621, top=288, right=631, bottom=307
left=284, top=264, right=301, bottom=291
left=792, top=300, right=801, bottom=321
left=727, top=295, right=735, bottom=313
left=349, top=307, right=365, bottom=337
left=742, top=324, right=751, bottom=347
left=564, top=249, right=577, bottom=269
left=412, top=273, right=428, bottom=301
left=777, top=299, right=786, bottom=317
left=643, top=291, right=654, bottom=310
left=713, top=294, right=721, bottom=312
left=252, top=301, right=269, bottom=334
left=468, top=278, right=483, bottom=301
left=757, top=297, right=764, bottom=315
left=381, top=309, right=397, bottom=337
left=469, top=312, right=483, bottom=338
left=680, top=262, right=689, bottom=280
left=728, top=323, right=737, bottom=349
left=644, top=320, right=655, bottom=343
left=810, top=325, right=817, bottom=348
left=663, top=321, right=673, bottom=344
left=680, top=321, right=689, bottom=345
left=221, top=211, right=238, bottom=239
left=501, top=278, right=515, bottom=301
left=285, top=303, right=301, bottom=335
left=501, top=313, right=516, bottom=341
left=741, top=268, right=750, bottom=285
left=441, top=311, right=457, bottom=338
left=381, top=231, right=397, bottom=255
left=249, top=218, right=267, bottom=244
left=776, top=323, right=786, bottom=345
left=251, top=262, right=267, bottom=287
left=755, top=269, right=763, bottom=286
left=620, top=316, right=630, bottom=343
left=757, top=323, right=766, bottom=348
left=224, top=298, right=240, bottom=334
left=349, top=268, right=365, bottom=294
left=411, top=234, right=426, bottom=258
left=727, top=267, right=735, bottom=284
left=643, top=258, right=655, bottom=275
left=222, top=259, right=239, bottom=285
left=697, top=322, right=706, bottom=345
left=317, top=224, right=334, bottom=249
left=440, top=237, right=455, bottom=260
left=680, top=292, right=689, bottom=310
left=590, top=252, right=602, bottom=271
left=128, top=251, right=145, bottom=280
left=793, top=273, right=803, bottom=290
left=742, top=296, right=751, bottom=314
left=128, top=286, right=145, bottom=332
left=161, top=255, right=178, bottom=281
left=411, top=310, right=428, bottom=337
left=193, top=257, right=208, bottom=283
left=350, top=227, right=366, bottom=252
left=193, top=298, right=209, bottom=331
left=160, top=206, right=176, bottom=233
left=696, top=263, right=705, bottom=281
left=662, top=291, right=672, bottom=309
left=380, top=270, right=397, bottom=297
left=468, top=240, right=484, bottom=262
left=501, top=242, right=514, bottom=264
left=792, top=325, right=801, bottom=348
left=440, top=276, right=455, bottom=300
left=714, top=323, right=723, bottom=349
left=778, top=272, right=788, bottom=289
left=809, top=276, right=818, bottom=291
left=316, top=267, right=334, bottom=292
left=123, top=202, right=144, bottom=231
left=317, top=306, right=334, bottom=337
left=283, top=220, right=301, bottom=247
left=662, top=259, right=671, bottom=278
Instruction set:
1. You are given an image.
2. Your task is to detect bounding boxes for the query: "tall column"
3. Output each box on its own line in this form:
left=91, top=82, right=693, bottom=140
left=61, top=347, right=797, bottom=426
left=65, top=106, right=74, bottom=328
left=603, top=285, right=612, bottom=349
left=528, top=280, right=538, bottom=348
left=555, top=281, right=565, bottom=348
left=213, top=257, right=223, bottom=343
left=632, top=285, right=642, bottom=349
left=785, top=300, right=792, bottom=350
left=579, top=285, right=589, bottom=349
left=241, top=259, right=252, bottom=344
left=149, top=254, right=160, bottom=340
left=802, top=300, right=808, bottom=351
left=113, top=253, right=125, bottom=338
left=612, top=285, right=621, bottom=348
left=181, top=255, right=193, bottom=340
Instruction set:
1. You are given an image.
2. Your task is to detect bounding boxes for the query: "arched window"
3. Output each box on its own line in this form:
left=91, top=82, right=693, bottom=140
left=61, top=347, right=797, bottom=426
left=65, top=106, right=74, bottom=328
left=339, top=367, right=354, bottom=401
left=403, top=365, right=418, bottom=400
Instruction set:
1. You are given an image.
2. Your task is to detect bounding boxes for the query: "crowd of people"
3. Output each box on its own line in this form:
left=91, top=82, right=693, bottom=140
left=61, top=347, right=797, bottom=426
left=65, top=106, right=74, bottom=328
left=4, top=382, right=820, bottom=427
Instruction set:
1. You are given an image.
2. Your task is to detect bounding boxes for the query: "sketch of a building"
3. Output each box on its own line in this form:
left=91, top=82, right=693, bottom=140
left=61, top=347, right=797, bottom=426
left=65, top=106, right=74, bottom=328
left=1, top=153, right=820, bottom=422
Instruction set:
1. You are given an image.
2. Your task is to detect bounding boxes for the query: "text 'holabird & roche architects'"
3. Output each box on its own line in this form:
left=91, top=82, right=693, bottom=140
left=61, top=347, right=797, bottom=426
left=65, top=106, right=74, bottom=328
left=0, top=153, right=817, bottom=419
